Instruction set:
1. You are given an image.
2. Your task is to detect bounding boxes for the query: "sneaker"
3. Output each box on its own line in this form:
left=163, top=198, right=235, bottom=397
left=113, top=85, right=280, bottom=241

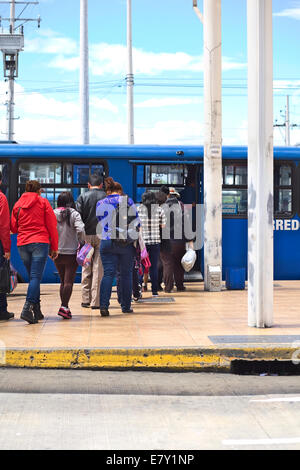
left=0, top=311, right=14, bottom=321
left=100, top=307, right=109, bottom=317
left=152, top=293, right=159, bottom=297
left=81, top=303, right=90, bottom=308
left=122, top=308, right=134, bottom=313
left=58, top=307, right=72, bottom=319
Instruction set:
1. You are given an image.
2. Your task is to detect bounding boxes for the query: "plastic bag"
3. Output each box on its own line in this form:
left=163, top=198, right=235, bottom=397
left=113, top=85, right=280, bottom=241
left=181, top=249, right=196, bottom=272
left=76, top=243, right=94, bottom=267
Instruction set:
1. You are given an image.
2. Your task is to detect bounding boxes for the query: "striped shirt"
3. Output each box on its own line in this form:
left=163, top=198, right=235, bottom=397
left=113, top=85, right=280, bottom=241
left=138, top=204, right=167, bottom=245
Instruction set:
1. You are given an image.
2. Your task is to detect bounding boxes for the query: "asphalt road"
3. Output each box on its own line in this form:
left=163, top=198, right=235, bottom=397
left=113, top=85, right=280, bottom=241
left=0, top=369, right=300, bottom=450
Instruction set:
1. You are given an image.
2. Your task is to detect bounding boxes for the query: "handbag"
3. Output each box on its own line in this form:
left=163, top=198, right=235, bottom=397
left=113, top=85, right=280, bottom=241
left=0, top=259, right=11, bottom=294
left=10, top=264, right=18, bottom=293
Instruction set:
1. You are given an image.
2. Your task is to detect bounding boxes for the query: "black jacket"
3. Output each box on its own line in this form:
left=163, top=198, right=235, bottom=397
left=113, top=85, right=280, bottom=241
left=76, top=188, right=106, bottom=235
left=161, top=196, right=193, bottom=249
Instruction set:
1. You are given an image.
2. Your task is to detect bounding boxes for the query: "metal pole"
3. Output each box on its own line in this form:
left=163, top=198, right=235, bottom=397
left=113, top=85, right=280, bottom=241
left=80, top=0, right=89, bottom=144
left=127, top=0, right=134, bottom=144
left=285, top=95, right=290, bottom=146
left=203, top=0, right=222, bottom=290
left=247, top=0, right=273, bottom=327
left=7, top=0, right=15, bottom=140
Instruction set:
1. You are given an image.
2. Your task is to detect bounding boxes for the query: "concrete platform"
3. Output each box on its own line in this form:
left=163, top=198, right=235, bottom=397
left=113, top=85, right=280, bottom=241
left=1, top=282, right=300, bottom=371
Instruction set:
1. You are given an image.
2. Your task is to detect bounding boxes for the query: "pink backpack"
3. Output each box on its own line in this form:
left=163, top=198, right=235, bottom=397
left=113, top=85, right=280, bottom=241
left=76, top=243, right=94, bottom=266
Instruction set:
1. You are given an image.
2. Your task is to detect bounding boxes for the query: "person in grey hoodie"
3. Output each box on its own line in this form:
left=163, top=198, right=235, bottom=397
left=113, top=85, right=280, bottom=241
left=54, top=192, right=85, bottom=319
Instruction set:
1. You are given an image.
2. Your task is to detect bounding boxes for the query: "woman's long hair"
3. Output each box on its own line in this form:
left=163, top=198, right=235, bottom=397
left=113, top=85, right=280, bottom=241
left=104, top=177, right=123, bottom=195
left=141, top=190, right=157, bottom=219
left=56, top=191, right=76, bottom=226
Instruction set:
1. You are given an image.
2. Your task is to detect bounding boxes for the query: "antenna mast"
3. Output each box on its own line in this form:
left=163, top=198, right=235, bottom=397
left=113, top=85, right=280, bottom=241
left=0, top=0, right=41, bottom=141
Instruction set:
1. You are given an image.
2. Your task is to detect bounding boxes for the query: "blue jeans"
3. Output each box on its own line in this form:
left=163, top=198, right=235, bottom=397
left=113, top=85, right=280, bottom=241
left=0, top=241, right=7, bottom=313
left=18, top=243, right=49, bottom=304
left=146, top=244, right=161, bottom=294
left=100, top=239, right=135, bottom=310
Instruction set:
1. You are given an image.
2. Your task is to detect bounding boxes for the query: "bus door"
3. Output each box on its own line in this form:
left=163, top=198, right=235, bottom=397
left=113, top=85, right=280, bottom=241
left=180, top=164, right=203, bottom=280
left=134, top=162, right=203, bottom=280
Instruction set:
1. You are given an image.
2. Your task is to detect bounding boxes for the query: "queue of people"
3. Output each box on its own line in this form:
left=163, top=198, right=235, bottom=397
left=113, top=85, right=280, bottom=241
left=0, top=174, right=194, bottom=323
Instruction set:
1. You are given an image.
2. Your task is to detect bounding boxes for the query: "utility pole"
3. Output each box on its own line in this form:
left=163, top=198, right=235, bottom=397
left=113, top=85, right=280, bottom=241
left=126, top=0, right=134, bottom=144
left=80, top=0, right=89, bottom=144
left=0, top=1, right=40, bottom=141
left=193, top=0, right=222, bottom=291
left=273, top=95, right=299, bottom=146
left=247, top=0, right=273, bottom=328
left=285, top=95, right=290, bottom=146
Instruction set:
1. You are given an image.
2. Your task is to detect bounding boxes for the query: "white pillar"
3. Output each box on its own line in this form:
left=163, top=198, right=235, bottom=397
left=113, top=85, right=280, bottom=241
left=127, top=0, right=134, bottom=144
left=247, top=0, right=273, bottom=327
left=80, top=0, right=89, bottom=144
left=203, top=0, right=222, bottom=290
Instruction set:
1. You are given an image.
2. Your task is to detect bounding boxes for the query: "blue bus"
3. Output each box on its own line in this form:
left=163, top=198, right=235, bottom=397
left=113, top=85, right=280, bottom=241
left=0, top=143, right=299, bottom=282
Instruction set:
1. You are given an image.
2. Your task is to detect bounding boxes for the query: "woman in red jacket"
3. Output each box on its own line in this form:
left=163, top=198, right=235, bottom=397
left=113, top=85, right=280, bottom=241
left=11, top=180, right=58, bottom=324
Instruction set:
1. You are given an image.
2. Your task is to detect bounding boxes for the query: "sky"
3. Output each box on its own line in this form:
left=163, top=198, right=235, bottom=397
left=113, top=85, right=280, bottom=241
left=0, top=0, right=299, bottom=145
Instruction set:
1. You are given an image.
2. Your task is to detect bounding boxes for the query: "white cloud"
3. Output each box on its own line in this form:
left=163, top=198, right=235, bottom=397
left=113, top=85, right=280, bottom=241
left=274, top=7, right=300, bottom=20
left=25, top=30, right=78, bottom=55
left=48, top=54, right=80, bottom=71
left=134, top=97, right=202, bottom=108
left=35, top=38, right=246, bottom=76
left=90, top=97, right=119, bottom=114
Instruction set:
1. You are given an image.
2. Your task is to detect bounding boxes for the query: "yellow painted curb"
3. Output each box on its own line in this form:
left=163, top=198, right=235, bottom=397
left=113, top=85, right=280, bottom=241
left=0, top=346, right=298, bottom=371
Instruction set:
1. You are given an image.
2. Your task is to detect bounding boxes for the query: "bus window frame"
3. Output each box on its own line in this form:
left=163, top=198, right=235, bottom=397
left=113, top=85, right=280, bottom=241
left=222, top=159, right=296, bottom=220
left=222, top=160, right=248, bottom=219
left=274, top=159, right=296, bottom=220
left=0, top=158, right=12, bottom=207
left=16, top=158, right=108, bottom=201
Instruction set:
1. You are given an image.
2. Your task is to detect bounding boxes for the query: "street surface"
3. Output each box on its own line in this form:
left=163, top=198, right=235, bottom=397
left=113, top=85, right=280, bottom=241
left=0, top=369, right=299, bottom=450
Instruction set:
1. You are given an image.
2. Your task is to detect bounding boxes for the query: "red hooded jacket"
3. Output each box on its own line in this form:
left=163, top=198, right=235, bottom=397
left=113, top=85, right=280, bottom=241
left=11, top=192, right=58, bottom=251
left=0, top=191, right=11, bottom=253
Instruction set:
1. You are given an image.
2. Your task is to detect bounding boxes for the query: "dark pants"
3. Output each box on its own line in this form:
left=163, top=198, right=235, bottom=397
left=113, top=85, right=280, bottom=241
left=0, top=241, right=7, bottom=313
left=100, top=240, right=135, bottom=311
left=54, top=254, right=78, bottom=308
left=146, top=243, right=160, bottom=295
left=160, top=241, right=186, bottom=291
left=117, top=258, right=141, bottom=304
left=18, top=243, right=49, bottom=304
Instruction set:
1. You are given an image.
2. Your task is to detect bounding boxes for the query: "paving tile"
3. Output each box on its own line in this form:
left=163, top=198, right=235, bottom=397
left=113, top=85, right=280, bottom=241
left=2, top=282, right=300, bottom=350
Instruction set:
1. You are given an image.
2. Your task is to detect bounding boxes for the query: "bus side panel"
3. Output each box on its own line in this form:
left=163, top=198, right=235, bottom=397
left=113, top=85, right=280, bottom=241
left=274, top=216, right=300, bottom=280
left=222, top=218, right=248, bottom=280
left=108, top=159, right=134, bottom=199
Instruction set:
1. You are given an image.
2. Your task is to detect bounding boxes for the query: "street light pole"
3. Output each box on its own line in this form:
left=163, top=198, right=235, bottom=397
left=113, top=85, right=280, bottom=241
left=7, top=0, right=16, bottom=140
left=247, top=0, right=273, bottom=327
left=80, top=0, right=89, bottom=144
left=193, top=0, right=223, bottom=291
left=127, top=0, right=134, bottom=144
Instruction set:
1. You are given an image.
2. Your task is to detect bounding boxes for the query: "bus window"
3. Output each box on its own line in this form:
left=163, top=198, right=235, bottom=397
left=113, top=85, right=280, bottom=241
left=222, top=163, right=247, bottom=216
left=17, top=161, right=105, bottom=208
left=136, top=164, right=188, bottom=201
left=19, top=162, right=62, bottom=185
left=0, top=162, right=9, bottom=199
left=274, top=163, right=294, bottom=217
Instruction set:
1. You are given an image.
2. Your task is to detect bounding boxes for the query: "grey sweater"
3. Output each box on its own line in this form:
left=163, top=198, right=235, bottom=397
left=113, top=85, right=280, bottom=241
left=54, top=208, right=85, bottom=255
